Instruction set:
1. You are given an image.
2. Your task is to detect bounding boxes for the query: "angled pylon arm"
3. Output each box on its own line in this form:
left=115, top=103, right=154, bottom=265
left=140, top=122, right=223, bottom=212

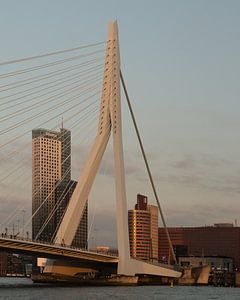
left=54, top=23, right=116, bottom=247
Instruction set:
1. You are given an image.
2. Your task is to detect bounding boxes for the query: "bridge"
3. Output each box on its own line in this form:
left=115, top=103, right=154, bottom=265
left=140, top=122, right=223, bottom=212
left=0, top=236, right=180, bottom=279
left=0, top=21, right=182, bottom=282
left=0, top=236, right=118, bottom=264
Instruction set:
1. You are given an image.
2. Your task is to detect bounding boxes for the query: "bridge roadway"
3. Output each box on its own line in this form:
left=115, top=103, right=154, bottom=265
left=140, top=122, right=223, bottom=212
left=0, top=236, right=118, bottom=264
left=0, top=236, right=181, bottom=279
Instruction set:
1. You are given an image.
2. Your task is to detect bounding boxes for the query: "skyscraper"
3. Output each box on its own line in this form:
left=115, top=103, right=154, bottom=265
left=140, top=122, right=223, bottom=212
left=128, top=194, right=158, bottom=261
left=32, top=127, right=87, bottom=247
left=55, top=180, right=88, bottom=249
left=147, top=204, right=158, bottom=261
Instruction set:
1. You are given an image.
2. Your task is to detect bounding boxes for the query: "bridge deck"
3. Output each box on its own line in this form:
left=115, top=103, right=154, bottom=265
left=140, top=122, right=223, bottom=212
left=0, top=237, right=181, bottom=278
left=0, top=237, right=118, bottom=264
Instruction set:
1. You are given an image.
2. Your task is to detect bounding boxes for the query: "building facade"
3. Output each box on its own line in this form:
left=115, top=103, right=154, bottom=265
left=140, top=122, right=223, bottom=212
left=158, top=224, right=240, bottom=269
left=178, top=256, right=233, bottom=272
left=148, top=204, right=158, bottom=261
left=128, top=194, right=158, bottom=261
left=0, top=253, right=32, bottom=277
left=55, top=180, right=88, bottom=249
left=0, top=252, right=7, bottom=276
left=32, top=127, right=87, bottom=247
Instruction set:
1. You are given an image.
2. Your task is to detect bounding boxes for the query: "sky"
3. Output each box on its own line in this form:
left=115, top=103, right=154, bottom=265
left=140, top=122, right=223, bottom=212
left=0, top=0, right=240, bottom=247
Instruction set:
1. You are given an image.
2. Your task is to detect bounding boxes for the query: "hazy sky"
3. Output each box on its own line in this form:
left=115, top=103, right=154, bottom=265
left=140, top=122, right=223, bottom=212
left=0, top=1, right=240, bottom=246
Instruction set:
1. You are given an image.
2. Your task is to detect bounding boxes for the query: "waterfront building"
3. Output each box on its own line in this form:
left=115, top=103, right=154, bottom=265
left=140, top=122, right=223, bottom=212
left=178, top=256, right=233, bottom=272
left=0, top=252, right=7, bottom=276
left=55, top=180, right=88, bottom=249
left=128, top=194, right=158, bottom=261
left=32, top=127, right=87, bottom=247
left=158, top=224, right=240, bottom=269
left=0, top=253, right=33, bottom=276
left=147, top=204, right=158, bottom=261
left=32, top=128, right=70, bottom=242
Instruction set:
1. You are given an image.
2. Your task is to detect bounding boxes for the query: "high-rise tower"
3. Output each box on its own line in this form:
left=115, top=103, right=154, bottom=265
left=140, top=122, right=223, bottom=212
left=128, top=194, right=158, bottom=261
left=32, top=127, right=87, bottom=246
left=32, top=128, right=70, bottom=241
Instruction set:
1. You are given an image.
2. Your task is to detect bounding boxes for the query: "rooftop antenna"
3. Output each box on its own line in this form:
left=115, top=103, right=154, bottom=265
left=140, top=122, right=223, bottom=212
left=61, top=116, right=64, bottom=129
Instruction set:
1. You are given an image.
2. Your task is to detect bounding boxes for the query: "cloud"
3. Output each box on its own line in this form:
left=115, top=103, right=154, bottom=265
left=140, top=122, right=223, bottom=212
left=169, top=153, right=233, bottom=170
left=156, top=172, right=240, bottom=195
left=71, top=143, right=143, bottom=179
left=146, top=152, right=240, bottom=195
left=170, top=155, right=195, bottom=170
left=165, top=202, right=240, bottom=227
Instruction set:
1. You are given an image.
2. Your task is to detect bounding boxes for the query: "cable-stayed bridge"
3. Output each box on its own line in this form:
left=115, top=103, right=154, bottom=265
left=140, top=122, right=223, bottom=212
left=0, top=21, right=182, bottom=283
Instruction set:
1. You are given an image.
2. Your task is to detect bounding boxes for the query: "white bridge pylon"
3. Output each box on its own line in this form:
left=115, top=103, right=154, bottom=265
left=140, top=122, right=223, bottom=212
left=51, top=21, right=181, bottom=278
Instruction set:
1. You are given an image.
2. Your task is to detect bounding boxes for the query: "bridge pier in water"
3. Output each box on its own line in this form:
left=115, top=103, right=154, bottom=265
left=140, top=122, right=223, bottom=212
left=35, top=259, right=181, bottom=286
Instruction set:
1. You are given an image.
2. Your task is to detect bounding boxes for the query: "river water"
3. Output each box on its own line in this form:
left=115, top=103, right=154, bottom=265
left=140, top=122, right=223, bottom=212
left=0, top=277, right=239, bottom=299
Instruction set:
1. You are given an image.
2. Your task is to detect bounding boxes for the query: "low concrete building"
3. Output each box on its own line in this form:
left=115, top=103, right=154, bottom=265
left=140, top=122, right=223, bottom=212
left=178, top=256, right=233, bottom=271
left=159, top=224, right=240, bottom=269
